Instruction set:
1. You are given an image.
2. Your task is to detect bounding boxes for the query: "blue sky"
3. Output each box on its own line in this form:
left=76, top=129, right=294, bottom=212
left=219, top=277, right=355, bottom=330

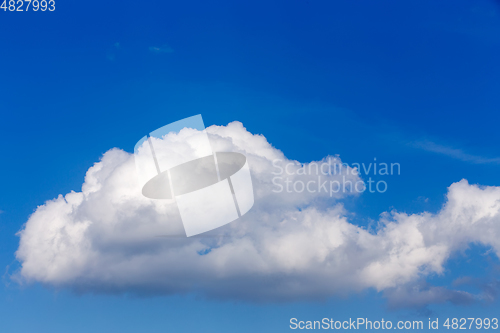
left=1, top=0, right=500, bottom=332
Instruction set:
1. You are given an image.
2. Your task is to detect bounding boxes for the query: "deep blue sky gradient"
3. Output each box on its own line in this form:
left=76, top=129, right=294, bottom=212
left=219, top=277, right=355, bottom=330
left=1, top=0, right=500, bottom=331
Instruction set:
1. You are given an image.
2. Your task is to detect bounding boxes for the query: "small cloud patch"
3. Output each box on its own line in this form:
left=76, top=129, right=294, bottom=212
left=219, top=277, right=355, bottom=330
left=149, top=45, right=174, bottom=54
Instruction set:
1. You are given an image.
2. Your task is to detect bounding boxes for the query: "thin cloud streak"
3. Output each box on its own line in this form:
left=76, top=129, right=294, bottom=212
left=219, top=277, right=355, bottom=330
left=149, top=45, right=174, bottom=54
left=412, top=140, right=500, bottom=165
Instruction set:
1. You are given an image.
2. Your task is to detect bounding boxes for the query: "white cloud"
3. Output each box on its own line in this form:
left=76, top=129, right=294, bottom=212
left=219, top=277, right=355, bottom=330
left=14, top=122, right=500, bottom=306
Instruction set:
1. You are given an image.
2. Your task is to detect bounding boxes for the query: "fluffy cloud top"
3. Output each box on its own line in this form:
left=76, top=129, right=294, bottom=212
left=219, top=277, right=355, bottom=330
left=14, top=122, right=500, bottom=306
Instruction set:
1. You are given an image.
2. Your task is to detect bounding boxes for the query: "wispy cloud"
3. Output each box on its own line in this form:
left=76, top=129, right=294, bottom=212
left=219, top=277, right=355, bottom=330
left=106, top=42, right=121, bottom=61
left=149, top=45, right=174, bottom=54
left=411, top=140, right=500, bottom=164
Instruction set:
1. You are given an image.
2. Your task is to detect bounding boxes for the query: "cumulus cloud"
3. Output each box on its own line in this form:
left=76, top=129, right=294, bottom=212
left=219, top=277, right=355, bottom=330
left=14, top=122, right=500, bottom=306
